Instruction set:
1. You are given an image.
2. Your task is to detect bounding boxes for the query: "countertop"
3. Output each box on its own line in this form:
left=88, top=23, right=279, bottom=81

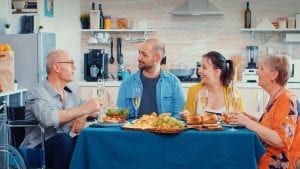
left=78, top=81, right=300, bottom=89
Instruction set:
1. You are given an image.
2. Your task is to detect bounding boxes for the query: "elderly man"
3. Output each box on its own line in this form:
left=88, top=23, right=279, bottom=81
left=20, top=49, right=102, bottom=169
left=117, top=38, right=185, bottom=118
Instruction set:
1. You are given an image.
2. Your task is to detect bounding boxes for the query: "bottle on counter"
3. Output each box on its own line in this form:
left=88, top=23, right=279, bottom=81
left=244, top=1, right=251, bottom=28
left=99, top=4, right=104, bottom=29
left=90, top=2, right=100, bottom=29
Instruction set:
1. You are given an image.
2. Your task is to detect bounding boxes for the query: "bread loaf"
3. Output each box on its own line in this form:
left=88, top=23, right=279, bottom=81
left=187, top=114, right=202, bottom=125
left=202, top=114, right=218, bottom=124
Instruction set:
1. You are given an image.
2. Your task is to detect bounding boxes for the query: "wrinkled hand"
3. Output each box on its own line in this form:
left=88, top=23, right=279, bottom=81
left=180, top=110, right=190, bottom=120
left=229, top=112, right=252, bottom=126
left=71, top=115, right=87, bottom=134
left=82, top=98, right=103, bottom=115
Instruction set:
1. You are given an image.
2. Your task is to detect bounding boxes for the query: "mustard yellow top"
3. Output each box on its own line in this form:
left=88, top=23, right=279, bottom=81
left=184, top=82, right=244, bottom=114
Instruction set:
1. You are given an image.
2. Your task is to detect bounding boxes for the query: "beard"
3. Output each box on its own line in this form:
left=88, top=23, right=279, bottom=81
left=138, top=60, right=155, bottom=71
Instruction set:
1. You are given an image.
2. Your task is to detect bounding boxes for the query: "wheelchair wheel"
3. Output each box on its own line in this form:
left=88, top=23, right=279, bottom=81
left=0, top=144, right=27, bottom=169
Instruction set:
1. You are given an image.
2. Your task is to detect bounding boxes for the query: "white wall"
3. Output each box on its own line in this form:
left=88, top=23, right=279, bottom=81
left=0, top=0, right=81, bottom=85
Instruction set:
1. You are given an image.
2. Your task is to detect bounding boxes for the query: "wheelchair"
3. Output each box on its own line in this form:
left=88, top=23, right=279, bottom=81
left=0, top=101, right=46, bottom=169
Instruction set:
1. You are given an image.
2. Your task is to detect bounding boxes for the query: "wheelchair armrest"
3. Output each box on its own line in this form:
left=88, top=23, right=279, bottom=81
left=7, top=120, right=39, bottom=126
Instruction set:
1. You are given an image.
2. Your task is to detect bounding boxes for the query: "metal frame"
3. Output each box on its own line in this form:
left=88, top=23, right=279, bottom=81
left=1, top=101, right=46, bottom=169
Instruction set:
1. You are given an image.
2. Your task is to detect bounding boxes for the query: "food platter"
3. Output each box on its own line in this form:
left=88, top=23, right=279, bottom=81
left=221, top=123, right=245, bottom=128
left=92, top=121, right=126, bottom=127
left=187, top=124, right=224, bottom=131
left=121, top=125, right=187, bottom=134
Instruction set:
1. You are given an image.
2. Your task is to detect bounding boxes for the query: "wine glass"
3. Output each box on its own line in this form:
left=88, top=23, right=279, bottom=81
left=132, top=87, right=142, bottom=119
left=198, top=88, right=208, bottom=114
left=226, top=85, right=239, bottom=131
left=97, top=79, right=106, bottom=119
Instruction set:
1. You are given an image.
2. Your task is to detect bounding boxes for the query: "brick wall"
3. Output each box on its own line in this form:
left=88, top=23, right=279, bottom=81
left=80, top=0, right=300, bottom=79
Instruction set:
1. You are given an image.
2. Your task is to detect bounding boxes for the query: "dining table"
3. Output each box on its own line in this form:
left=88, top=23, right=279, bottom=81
left=70, top=125, right=265, bottom=169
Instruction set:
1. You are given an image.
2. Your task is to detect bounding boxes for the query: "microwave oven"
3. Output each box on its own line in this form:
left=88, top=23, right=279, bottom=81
left=289, top=59, right=300, bottom=83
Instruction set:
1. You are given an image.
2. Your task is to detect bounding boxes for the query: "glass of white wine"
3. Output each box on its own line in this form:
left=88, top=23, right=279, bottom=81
left=97, top=78, right=106, bottom=119
left=199, top=88, right=208, bottom=114
left=226, top=83, right=239, bottom=131
left=132, top=87, right=142, bottom=119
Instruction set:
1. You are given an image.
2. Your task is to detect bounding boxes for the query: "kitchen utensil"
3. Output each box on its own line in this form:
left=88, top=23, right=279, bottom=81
left=90, top=65, right=99, bottom=77
left=109, top=37, right=114, bottom=64
left=170, top=66, right=195, bottom=78
left=117, top=37, right=123, bottom=65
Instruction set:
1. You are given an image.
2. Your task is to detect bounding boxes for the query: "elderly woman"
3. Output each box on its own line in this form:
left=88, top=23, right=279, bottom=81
left=230, top=54, right=299, bottom=169
left=180, top=51, right=244, bottom=118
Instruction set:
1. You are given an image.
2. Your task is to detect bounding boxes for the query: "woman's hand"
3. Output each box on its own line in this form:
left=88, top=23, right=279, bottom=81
left=180, top=110, right=190, bottom=120
left=230, top=112, right=253, bottom=127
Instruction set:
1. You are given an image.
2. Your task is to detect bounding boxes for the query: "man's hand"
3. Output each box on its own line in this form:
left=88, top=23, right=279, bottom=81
left=71, top=115, right=87, bottom=134
left=81, top=98, right=103, bottom=115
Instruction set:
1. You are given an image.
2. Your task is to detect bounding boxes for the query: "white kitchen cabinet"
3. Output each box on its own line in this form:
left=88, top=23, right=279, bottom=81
left=78, top=82, right=300, bottom=117
left=238, top=87, right=264, bottom=118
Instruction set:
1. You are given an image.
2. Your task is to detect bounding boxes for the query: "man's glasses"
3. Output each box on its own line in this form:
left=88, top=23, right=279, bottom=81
left=56, top=61, right=75, bottom=67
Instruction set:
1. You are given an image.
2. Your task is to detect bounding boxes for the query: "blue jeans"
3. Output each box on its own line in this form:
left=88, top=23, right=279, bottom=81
left=37, top=133, right=78, bottom=169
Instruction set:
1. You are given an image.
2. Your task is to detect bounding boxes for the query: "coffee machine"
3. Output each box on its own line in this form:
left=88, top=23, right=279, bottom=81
left=242, top=46, right=259, bottom=82
left=84, top=49, right=108, bottom=81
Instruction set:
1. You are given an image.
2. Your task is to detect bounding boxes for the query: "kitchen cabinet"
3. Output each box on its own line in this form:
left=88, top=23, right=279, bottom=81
left=78, top=81, right=300, bottom=119
left=241, top=28, right=300, bottom=43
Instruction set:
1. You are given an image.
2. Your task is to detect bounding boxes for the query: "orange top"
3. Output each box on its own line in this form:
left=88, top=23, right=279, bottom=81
left=258, top=90, right=299, bottom=169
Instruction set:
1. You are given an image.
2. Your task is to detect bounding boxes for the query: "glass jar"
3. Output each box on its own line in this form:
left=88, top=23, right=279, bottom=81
left=117, top=17, right=128, bottom=29
left=104, top=16, right=111, bottom=29
left=278, top=17, right=287, bottom=29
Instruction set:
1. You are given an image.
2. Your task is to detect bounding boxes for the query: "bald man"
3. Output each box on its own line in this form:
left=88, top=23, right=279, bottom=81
left=20, top=49, right=102, bottom=169
left=117, top=38, right=185, bottom=118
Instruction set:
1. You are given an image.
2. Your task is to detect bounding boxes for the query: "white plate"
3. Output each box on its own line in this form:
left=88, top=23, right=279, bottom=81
left=221, top=123, right=245, bottom=128
left=94, top=121, right=126, bottom=127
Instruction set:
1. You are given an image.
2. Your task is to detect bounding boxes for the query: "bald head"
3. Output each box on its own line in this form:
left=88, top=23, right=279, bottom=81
left=46, top=49, right=70, bottom=74
left=143, top=38, right=165, bottom=59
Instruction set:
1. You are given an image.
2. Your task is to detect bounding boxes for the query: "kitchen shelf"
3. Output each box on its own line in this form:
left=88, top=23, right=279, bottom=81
left=80, top=29, right=156, bottom=33
left=241, top=28, right=300, bottom=32
left=241, top=28, right=300, bottom=43
left=81, top=29, right=156, bottom=44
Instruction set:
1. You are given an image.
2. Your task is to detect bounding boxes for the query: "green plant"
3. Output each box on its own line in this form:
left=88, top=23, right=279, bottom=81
left=14, top=79, right=18, bottom=83
left=80, top=13, right=90, bottom=29
left=80, top=13, right=90, bottom=22
left=4, top=23, right=10, bottom=28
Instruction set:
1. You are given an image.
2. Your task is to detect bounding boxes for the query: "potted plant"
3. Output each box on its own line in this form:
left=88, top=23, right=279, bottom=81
left=4, top=23, right=10, bottom=34
left=80, top=13, right=90, bottom=29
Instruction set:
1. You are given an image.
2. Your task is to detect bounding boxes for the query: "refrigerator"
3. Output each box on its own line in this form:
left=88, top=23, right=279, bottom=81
left=0, top=32, right=56, bottom=89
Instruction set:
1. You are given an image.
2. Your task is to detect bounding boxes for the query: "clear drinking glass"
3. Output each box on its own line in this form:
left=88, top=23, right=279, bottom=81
left=226, top=82, right=239, bottom=131
left=132, top=87, right=142, bottom=119
left=199, top=88, right=208, bottom=114
left=97, top=79, right=106, bottom=119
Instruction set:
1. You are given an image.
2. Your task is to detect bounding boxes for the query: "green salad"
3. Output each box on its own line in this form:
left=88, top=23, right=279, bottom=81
left=106, top=108, right=129, bottom=116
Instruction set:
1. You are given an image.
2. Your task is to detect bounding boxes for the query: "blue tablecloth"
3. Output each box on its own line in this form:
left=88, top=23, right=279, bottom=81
left=70, top=127, right=265, bottom=169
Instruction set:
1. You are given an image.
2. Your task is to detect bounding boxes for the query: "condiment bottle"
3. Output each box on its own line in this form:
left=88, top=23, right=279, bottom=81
left=104, top=16, right=111, bottom=29
left=99, top=4, right=104, bottom=29
left=244, top=1, right=251, bottom=28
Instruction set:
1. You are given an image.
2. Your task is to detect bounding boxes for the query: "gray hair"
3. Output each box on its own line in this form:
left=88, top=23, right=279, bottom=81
left=258, top=54, right=291, bottom=86
left=46, top=49, right=68, bottom=74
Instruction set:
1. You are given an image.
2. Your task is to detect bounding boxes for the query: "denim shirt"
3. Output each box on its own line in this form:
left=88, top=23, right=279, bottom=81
left=117, top=69, right=185, bottom=119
